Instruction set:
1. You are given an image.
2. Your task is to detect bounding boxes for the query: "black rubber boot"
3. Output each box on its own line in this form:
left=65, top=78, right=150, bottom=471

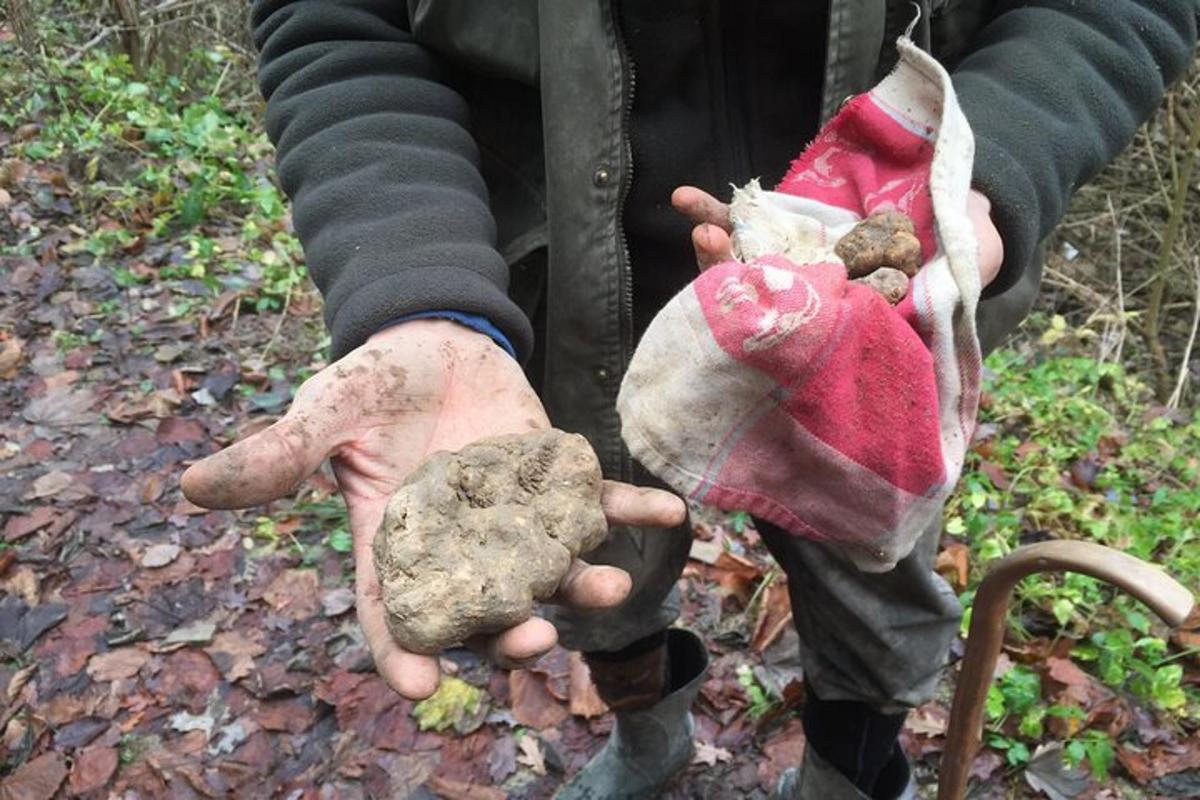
left=555, top=629, right=709, bottom=800
left=774, top=745, right=917, bottom=800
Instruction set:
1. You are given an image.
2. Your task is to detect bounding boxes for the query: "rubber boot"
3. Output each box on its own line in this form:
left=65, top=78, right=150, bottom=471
left=555, top=629, right=709, bottom=800
left=774, top=745, right=917, bottom=800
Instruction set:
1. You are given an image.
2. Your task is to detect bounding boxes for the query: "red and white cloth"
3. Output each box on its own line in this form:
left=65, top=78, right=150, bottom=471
left=617, top=41, right=983, bottom=571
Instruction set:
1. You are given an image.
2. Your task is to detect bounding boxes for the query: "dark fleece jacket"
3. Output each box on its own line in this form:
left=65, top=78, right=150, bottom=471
left=251, top=0, right=1198, bottom=361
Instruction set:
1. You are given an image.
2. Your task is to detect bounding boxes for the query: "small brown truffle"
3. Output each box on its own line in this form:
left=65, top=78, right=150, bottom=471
left=852, top=267, right=910, bottom=305
left=373, top=429, right=609, bottom=654
left=835, top=211, right=922, bottom=279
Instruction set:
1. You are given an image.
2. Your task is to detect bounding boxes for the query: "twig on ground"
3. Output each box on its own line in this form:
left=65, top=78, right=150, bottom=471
left=1108, top=195, right=1127, bottom=365
left=1167, top=257, right=1200, bottom=410
left=261, top=281, right=294, bottom=362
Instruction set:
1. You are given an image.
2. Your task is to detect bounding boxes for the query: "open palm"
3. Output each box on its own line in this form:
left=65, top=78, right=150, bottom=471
left=182, top=319, right=686, bottom=699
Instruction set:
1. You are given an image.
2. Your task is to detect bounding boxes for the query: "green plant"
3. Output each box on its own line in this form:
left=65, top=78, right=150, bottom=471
left=736, top=663, right=778, bottom=720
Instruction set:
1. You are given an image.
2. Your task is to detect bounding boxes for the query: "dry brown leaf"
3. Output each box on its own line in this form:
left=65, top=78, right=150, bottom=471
left=934, top=543, right=970, bottom=591
left=67, top=746, right=118, bottom=796
left=3, top=507, right=57, bottom=542
left=509, top=669, right=568, bottom=730
left=1117, top=731, right=1200, bottom=783
left=262, top=568, right=321, bottom=619
left=567, top=651, right=608, bottom=718
left=204, top=629, right=266, bottom=682
left=425, top=776, right=506, bottom=800
left=23, top=471, right=73, bottom=501
left=751, top=578, right=793, bottom=653
left=0, top=751, right=68, bottom=800
left=709, top=551, right=765, bottom=606
left=0, top=336, right=21, bottom=378
left=87, top=647, right=150, bottom=682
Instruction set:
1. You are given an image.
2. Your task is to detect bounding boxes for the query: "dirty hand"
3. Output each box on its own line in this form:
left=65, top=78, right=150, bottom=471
left=181, top=319, right=686, bottom=699
left=670, top=185, right=1004, bottom=286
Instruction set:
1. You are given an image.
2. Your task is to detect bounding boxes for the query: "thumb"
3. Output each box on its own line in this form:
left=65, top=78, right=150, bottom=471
left=181, top=412, right=333, bottom=509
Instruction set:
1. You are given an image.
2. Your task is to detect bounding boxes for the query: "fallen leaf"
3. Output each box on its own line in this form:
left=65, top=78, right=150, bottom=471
left=170, top=709, right=216, bottom=737
left=757, top=717, right=806, bottom=792
left=935, top=543, right=970, bottom=591
left=141, top=543, right=181, bottom=568
left=3, top=507, right=56, bottom=542
left=1117, top=731, right=1200, bottom=783
left=68, top=746, right=118, bottom=795
left=163, top=619, right=216, bottom=646
left=321, top=587, right=355, bottom=617
left=5, top=664, right=36, bottom=704
left=509, top=669, right=568, bottom=730
left=21, top=386, right=97, bottom=427
left=425, top=776, right=506, bottom=800
left=751, top=578, right=792, bottom=653
left=412, top=676, right=486, bottom=734
left=154, top=343, right=185, bottom=363
left=0, top=336, right=22, bottom=378
left=23, top=471, right=73, bottom=501
left=567, top=651, right=608, bottom=718
left=87, top=647, right=149, bottom=682
left=693, top=741, right=733, bottom=766
left=968, top=748, right=1005, bottom=782
left=0, top=751, right=68, bottom=800
left=262, top=568, right=320, bottom=619
left=709, top=551, right=765, bottom=606
left=487, top=735, right=517, bottom=784
left=155, top=416, right=205, bottom=444
left=979, top=460, right=1011, bottom=490
left=1, top=567, right=38, bottom=606
left=689, top=539, right=723, bottom=565
left=53, top=717, right=109, bottom=749
left=0, top=596, right=68, bottom=652
left=204, top=630, right=266, bottom=682
left=256, top=696, right=316, bottom=734
left=905, top=702, right=950, bottom=737
left=1023, top=743, right=1091, bottom=800
left=516, top=734, right=546, bottom=776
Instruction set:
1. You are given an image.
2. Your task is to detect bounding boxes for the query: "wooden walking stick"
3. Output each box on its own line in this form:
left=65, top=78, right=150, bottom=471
left=938, top=541, right=1195, bottom=800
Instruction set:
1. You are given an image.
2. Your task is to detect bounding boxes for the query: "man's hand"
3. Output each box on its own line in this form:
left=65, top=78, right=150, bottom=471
left=181, top=319, right=686, bottom=700
left=670, top=186, right=1004, bottom=286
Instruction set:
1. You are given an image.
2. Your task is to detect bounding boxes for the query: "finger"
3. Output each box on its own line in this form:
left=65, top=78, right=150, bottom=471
left=474, top=617, right=559, bottom=670
left=672, top=185, right=733, bottom=232
left=692, top=223, right=735, bottom=271
left=181, top=413, right=332, bottom=509
left=354, top=541, right=443, bottom=699
left=601, top=480, right=688, bottom=529
left=967, top=189, right=1004, bottom=287
left=551, top=559, right=632, bottom=609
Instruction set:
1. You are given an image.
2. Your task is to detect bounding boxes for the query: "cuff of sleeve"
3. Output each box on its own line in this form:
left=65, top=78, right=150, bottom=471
left=325, top=264, right=534, bottom=363
left=379, top=310, right=517, bottom=359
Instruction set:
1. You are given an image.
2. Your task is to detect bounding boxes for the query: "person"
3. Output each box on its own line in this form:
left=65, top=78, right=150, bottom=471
left=182, top=2, right=1199, bottom=798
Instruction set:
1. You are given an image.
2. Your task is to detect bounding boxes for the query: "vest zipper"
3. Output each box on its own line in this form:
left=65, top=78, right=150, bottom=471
left=611, top=0, right=636, bottom=478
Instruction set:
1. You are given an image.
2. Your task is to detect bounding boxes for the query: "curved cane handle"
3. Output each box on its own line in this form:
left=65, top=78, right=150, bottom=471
left=938, top=541, right=1195, bottom=800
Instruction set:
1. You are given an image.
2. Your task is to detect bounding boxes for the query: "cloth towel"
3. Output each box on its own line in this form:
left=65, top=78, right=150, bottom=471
left=617, top=39, right=983, bottom=571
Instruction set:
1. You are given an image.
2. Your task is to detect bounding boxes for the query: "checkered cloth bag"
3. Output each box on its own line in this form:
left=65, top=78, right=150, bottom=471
left=617, top=40, right=983, bottom=571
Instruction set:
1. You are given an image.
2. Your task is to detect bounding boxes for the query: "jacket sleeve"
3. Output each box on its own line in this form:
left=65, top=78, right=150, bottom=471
left=951, top=1, right=1199, bottom=297
left=252, top=0, right=534, bottom=360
